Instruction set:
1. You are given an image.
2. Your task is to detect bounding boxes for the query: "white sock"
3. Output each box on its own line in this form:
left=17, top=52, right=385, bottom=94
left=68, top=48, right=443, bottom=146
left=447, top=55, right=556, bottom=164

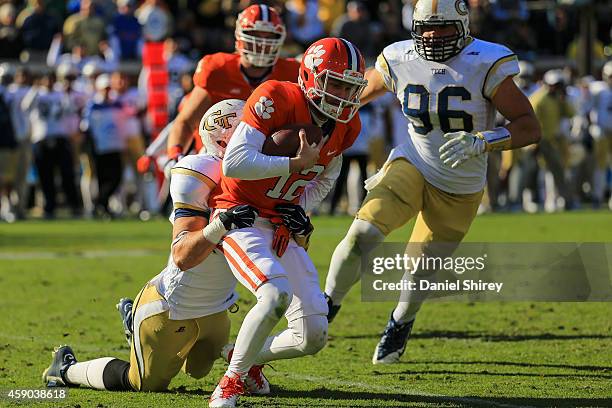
left=255, top=315, right=327, bottom=364
left=227, top=278, right=291, bottom=375
left=65, top=358, right=115, bottom=390
left=325, top=219, right=385, bottom=305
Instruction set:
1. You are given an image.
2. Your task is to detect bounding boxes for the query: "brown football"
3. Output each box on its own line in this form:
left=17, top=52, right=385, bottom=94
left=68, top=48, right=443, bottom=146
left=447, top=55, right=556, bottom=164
left=262, top=123, right=323, bottom=157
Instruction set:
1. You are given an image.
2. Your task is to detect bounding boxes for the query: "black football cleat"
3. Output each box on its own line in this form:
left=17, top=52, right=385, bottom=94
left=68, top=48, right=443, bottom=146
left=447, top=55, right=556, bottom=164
left=372, top=313, right=415, bottom=364
left=325, top=294, right=341, bottom=323
left=42, top=345, right=77, bottom=387
left=116, top=298, right=134, bottom=346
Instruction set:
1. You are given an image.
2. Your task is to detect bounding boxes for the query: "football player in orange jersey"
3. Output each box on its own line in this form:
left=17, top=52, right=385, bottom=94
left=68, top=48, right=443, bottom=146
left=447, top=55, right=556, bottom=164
left=207, top=37, right=368, bottom=408
left=166, top=4, right=299, bottom=171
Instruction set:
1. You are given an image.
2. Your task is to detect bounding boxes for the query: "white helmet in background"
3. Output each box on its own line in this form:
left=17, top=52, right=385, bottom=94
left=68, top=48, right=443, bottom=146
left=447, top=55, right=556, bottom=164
left=81, top=59, right=105, bottom=78
left=0, top=62, right=15, bottom=84
left=412, top=0, right=470, bottom=61
left=56, top=61, right=79, bottom=80
left=543, top=69, right=566, bottom=87
left=198, top=99, right=245, bottom=158
left=518, top=60, right=535, bottom=79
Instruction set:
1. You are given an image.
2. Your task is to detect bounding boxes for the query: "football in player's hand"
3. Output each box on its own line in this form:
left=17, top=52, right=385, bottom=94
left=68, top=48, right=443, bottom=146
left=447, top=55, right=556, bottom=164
left=262, top=124, right=323, bottom=157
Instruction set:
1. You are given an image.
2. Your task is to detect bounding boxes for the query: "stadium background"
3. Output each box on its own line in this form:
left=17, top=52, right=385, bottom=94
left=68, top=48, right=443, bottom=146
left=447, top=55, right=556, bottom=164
left=0, top=1, right=611, bottom=407
left=0, top=0, right=611, bottom=219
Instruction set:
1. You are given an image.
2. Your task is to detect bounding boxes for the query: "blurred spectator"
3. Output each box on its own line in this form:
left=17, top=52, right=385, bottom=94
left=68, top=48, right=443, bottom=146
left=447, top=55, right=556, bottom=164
left=22, top=72, right=82, bottom=219
left=529, top=69, right=576, bottom=209
left=136, top=0, right=172, bottom=42
left=63, top=0, right=107, bottom=56
left=111, top=70, right=145, bottom=213
left=548, top=8, right=573, bottom=55
left=81, top=74, right=126, bottom=218
left=489, top=0, right=528, bottom=22
left=0, top=3, right=22, bottom=59
left=285, top=0, right=325, bottom=50
left=109, top=0, right=143, bottom=61
left=0, top=65, right=19, bottom=222
left=378, top=1, right=407, bottom=44
left=589, top=62, right=612, bottom=208
left=4, top=66, right=33, bottom=220
left=17, top=0, right=61, bottom=57
left=165, top=38, right=194, bottom=110
left=318, top=0, right=346, bottom=34
left=566, top=35, right=606, bottom=72
left=331, top=1, right=382, bottom=59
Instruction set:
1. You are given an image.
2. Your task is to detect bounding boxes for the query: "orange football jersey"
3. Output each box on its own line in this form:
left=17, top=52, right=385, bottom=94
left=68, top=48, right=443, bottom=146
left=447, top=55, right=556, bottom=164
left=193, top=53, right=300, bottom=103
left=209, top=80, right=361, bottom=217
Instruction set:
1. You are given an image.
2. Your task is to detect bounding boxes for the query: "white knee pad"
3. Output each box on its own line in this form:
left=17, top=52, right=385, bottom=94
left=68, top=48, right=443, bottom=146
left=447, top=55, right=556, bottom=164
left=290, top=315, right=328, bottom=356
left=346, top=219, right=385, bottom=255
left=256, top=278, right=293, bottom=320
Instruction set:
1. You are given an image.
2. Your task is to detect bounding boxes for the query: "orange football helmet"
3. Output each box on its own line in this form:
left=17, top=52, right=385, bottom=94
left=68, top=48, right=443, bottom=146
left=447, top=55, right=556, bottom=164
left=235, top=4, right=286, bottom=68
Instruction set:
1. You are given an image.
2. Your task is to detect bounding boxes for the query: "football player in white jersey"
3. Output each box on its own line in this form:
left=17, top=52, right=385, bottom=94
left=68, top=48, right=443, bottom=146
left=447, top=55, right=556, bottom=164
left=42, top=100, right=259, bottom=392
left=590, top=61, right=612, bottom=208
left=324, top=0, right=541, bottom=364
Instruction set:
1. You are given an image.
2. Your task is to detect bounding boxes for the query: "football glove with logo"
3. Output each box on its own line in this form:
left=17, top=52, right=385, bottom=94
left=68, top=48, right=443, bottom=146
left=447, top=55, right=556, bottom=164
left=203, top=205, right=258, bottom=244
left=275, top=203, right=314, bottom=250
left=219, top=205, right=258, bottom=230
left=275, top=203, right=312, bottom=235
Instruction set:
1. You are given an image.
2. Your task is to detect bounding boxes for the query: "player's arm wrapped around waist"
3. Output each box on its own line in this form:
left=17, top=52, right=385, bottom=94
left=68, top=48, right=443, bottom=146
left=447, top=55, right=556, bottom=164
left=172, top=205, right=258, bottom=270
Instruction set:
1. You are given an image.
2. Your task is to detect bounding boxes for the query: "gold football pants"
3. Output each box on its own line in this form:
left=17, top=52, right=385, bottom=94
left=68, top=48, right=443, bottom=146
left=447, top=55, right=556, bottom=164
left=356, top=158, right=483, bottom=243
left=128, top=284, right=230, bottom=391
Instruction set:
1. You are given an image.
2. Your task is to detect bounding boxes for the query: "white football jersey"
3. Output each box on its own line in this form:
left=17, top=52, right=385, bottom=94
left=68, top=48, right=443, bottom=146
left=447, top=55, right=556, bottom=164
left=153, top=154, right=237, bottom=320
left=23, top=88, right=77, bottom=144
left=590, top=82, right=612, bottom=133
left=376, top=38, right=519, bottom=194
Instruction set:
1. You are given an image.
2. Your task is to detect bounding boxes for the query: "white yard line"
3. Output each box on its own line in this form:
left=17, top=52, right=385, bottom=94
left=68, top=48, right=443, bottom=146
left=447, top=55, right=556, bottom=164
left=287, top=372, right=535, bottom=408
left=0, top=249, right=159, bottom=260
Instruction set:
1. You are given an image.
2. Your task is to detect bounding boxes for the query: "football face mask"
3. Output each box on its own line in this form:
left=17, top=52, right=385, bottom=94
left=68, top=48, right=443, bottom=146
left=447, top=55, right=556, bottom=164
left=311, top=72, right=367, bottom=124
left=411, top=0, right=470, bottom=62
left=235, top=5, right=286, bottom=68
left=299, top=38, right=367, bottom=123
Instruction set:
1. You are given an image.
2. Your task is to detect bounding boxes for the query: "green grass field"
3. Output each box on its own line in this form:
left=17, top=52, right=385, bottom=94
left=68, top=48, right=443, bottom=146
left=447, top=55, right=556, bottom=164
left=0, top=212, right=611, bottom=407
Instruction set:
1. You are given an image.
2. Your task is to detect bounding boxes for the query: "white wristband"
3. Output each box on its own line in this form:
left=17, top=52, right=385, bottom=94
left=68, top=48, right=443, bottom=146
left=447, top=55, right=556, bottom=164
left=202, top=217, right=228, bottom=244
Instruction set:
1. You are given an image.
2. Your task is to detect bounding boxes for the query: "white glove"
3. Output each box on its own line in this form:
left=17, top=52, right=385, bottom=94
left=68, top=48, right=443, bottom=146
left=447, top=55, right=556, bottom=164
left=439, top=131, right=486, bottom=169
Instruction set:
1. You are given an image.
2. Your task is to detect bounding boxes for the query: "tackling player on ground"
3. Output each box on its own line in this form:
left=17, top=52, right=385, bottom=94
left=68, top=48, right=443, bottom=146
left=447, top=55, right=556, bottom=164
left=163, top=4, right=299, bottom=170
left=324, top=0, right=541, bottom=364
left=42, top=100, right=258, bottom=392
left=207, top=37, right=368, bottom=408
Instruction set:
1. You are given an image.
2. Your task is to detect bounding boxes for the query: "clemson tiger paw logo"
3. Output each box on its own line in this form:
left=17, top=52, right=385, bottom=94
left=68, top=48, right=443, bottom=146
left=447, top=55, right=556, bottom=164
left=254, top=97, right=274, bottom=119
left=304, top=45, right=326, bottom=72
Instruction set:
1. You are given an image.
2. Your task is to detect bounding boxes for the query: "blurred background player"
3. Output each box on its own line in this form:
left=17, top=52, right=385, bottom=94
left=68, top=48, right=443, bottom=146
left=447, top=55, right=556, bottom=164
left=1, top=66, right=32, bottom=220
left=42, top=100, right=258, bottom=392
left=80, top=74, right=126, bottom=218
left=0, top=64, right=19, bottom=222
left=165, top=4, right=298, bottom=172
left=21, top=70, right=82, bottom=219
left=529, top=69, right=576, bottom=210
left=323, top=0, right=541, bottom=364
left=207, top=37, right=367, bottom=408
left=590, top=61, right=612, bottom=209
